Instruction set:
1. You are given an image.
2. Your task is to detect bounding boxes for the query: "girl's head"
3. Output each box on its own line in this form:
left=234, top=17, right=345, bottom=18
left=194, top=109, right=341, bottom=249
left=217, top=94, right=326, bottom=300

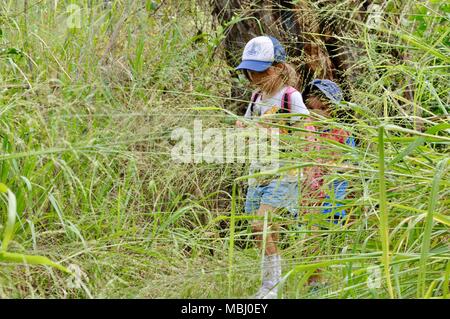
left=303, top=79, right=343, bottom=117
left=236, top=36, right=297, bottom=96
left=243, top=62, right=297, bottom=96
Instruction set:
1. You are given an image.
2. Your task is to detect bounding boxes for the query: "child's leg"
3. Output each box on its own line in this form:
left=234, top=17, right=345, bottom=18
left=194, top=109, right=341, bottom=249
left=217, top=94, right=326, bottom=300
left=322, top=180, right=349, bottom=223
left=252, top=203, right=282, bottom=299
left=251, top=180, right=298, bottom=298
left=253, top=203, right=278, bottom=256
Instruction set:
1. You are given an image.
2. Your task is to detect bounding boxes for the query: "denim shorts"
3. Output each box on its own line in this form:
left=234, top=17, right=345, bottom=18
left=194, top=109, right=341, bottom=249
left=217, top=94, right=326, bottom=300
left=322, top=180, right=349, bottom=223
left=244, top=179, right=299, bottom=217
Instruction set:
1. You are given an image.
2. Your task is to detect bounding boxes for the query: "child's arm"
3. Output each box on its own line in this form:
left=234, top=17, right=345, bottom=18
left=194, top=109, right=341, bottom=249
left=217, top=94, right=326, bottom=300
left=301, top=121, right=325, bottom=192
left=287, top=91, right=309, bottom=123
left=235, top=120, right=245, bottom=128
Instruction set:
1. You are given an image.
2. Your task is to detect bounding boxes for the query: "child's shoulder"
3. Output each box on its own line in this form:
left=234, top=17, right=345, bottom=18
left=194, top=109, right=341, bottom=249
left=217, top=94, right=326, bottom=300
left=251, top=89, right=261, bottom=96
left=281, top=86, right=302, bottom=98
left=284, top=85, right=298, bottom=93
left=324, top=128, right=354, bottom=145
left=331, top=128, right=350, bottom=136
left=281, top=86, right=305, bottom=109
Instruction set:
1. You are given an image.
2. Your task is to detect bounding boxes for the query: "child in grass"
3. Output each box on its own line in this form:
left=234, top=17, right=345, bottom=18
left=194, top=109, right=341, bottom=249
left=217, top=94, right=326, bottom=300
left=235, top=36, right=310, bottom=299
left=301, top=79, right=355, bottom=225
left=299, top=79, right=356, bottom=289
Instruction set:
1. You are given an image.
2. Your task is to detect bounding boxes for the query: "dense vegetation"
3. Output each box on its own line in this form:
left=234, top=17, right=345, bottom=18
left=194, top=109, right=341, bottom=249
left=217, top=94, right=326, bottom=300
left=0, top=0, right=448, bottom=298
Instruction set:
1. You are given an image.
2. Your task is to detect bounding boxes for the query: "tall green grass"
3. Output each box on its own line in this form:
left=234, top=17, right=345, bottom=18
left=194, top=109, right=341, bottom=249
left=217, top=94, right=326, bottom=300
left=0, top=183, right=69, bottom=273
left=0, top=0, right=448, bottom=298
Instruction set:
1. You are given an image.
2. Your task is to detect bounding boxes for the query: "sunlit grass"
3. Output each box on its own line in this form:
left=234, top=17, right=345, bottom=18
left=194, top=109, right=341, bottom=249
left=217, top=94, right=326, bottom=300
left=0, top=0, right=448, bottom=299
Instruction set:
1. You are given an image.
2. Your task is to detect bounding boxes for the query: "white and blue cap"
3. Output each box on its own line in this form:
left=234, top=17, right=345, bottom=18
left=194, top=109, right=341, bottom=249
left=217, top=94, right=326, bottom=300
left=236, top=36, right=286, bottom=72
left=309, top=79, right=343, bottom=104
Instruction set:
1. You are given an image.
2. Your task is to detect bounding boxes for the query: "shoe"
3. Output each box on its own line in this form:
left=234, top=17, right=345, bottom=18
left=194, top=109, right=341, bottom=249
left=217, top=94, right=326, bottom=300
left=252, top=285, right=278, bottom=299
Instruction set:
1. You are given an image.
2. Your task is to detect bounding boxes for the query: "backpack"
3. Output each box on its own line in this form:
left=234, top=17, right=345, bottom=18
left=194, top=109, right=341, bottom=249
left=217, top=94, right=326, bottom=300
left=249, top=86, right=297, bottom=116
left=249, top=86, right=298, bottom=134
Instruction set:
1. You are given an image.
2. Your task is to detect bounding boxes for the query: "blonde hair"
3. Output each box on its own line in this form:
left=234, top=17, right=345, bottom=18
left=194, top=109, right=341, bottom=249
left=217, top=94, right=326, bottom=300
left=250, top=62, right=298, bottom=96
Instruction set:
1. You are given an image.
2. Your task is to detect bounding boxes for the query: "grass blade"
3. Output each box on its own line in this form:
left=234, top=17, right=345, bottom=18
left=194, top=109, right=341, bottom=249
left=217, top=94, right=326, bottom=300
left=0, top=251, right=69, bottom=273
left=378, top=126, right=395, bottom=298
left=0, top=183, right=69, bottom=273
left=228, top=182, right=237, bottom=297
left=0, top=183, right=17, bottom=252
left=417, top=158, right=448, bottom=297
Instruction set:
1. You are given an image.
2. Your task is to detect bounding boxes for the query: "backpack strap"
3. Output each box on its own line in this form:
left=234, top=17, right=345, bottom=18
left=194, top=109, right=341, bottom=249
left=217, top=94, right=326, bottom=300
left=250, top=91, right=261, bottom=115
left=279, top=86, right=297, bottom=133
left=280, top=86, right=296, bottom=113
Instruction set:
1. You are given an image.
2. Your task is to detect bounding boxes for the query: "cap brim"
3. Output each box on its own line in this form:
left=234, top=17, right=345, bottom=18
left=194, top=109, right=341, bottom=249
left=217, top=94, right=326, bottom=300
left=236, top=60, right=272, bottom=72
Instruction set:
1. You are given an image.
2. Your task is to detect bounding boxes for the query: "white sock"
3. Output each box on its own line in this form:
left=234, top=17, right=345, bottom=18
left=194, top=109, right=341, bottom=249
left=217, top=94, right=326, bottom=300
left=271, top=255, right=282, bottom=284
left=261, top=255, right=271, bottom=286
left=262, top=255, right=282, bottom=290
